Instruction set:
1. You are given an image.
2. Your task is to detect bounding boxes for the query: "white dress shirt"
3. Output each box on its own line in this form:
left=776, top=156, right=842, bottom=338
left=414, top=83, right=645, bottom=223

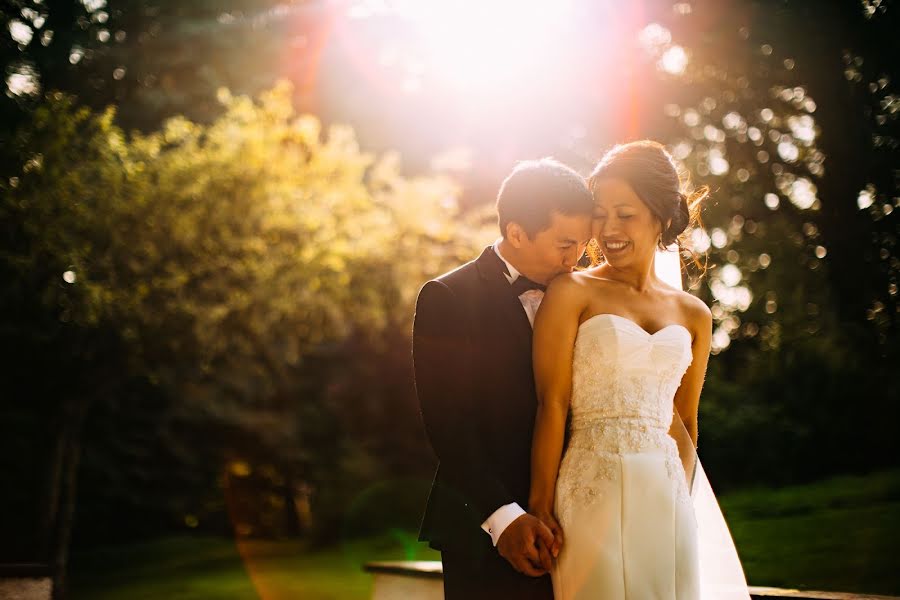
left=480, top=241, right=545, bottom=546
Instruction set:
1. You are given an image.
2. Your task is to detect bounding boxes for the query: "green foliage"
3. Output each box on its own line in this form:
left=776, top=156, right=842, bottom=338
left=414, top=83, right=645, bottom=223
left=7, top=80, right=482, bottom=376
left=0, top=81, right=490, bottom=549
left=631, top=1, right=900, bottom=488
left=1, top=0, right=295, bottom=133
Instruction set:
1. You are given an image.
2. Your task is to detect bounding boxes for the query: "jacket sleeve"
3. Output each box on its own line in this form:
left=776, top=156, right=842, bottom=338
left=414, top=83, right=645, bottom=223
left=413, top=279, right=514, bottom=522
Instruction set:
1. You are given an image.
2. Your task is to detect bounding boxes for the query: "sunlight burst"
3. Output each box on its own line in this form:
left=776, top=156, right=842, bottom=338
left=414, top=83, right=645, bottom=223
left=386, top=0, right=575, bottom=91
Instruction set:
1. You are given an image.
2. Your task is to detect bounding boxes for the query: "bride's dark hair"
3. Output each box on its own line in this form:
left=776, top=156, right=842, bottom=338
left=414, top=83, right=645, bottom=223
left=585, top=140, right=709, bottom=277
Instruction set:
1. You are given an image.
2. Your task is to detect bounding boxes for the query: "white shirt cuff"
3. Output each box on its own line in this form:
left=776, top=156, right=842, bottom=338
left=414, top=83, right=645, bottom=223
left=481, top=502, right=526, bottom=547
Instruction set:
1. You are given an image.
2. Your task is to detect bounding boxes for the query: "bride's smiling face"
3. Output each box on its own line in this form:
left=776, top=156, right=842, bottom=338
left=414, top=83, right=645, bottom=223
left=591, top=178, right=665, bottom=267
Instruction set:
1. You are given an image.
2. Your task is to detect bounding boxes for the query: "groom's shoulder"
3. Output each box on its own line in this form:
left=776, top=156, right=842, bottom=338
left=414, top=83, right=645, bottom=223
left=422, top=253, right=482, bottom=294
left=414, top=259, right=480, bottom=323
left=414, top=258, right=485, bottom=323
left=435, top=258, right=480, bottom=287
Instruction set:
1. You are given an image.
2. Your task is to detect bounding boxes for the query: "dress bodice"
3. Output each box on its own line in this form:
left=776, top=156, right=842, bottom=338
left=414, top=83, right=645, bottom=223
left=570, top=313, right=693, bottom=432
left=562, top=312, right=694, bottom=476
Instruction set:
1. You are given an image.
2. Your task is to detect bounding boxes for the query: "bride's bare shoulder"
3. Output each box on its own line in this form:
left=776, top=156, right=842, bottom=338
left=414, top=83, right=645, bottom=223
left=548, top=270, right=614, bottom=294
left=543, top=271, right=599, bottom=309
left=674, top=289, right=712, bottom=334
left=546, top=271, right=583, bottom=293
left=563, top=268, right=621, bottom=289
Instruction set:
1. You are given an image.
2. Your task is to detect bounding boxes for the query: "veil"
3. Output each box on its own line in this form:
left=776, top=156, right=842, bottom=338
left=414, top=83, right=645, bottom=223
left=671, top=412, right=751, bottom=599
left=657, top=248, right=752, bottom=599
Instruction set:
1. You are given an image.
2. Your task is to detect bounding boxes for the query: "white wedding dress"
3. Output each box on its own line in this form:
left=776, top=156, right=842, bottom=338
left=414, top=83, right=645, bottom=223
left=552, top=312, right=750, bottom=600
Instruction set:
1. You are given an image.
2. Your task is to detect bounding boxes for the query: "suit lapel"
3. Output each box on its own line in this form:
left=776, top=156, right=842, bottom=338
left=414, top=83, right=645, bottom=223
left=475, top=247, right=534, bottom=352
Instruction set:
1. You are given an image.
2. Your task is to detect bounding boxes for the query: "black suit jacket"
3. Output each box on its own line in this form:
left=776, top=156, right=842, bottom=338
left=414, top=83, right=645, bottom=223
left=413, top=246, right=539, bottom=561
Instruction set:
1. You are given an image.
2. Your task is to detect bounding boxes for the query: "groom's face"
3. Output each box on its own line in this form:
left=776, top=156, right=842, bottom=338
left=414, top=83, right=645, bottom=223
left=511, top=211, right=592, bottom=284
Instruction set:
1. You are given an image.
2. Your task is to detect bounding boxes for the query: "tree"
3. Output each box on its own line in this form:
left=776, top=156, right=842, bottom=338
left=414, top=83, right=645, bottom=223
left=0, top=80, right=488, bottom=597
left=624, top=0, right=900, bottom=484
left=2, top=0, right=331, bottom=135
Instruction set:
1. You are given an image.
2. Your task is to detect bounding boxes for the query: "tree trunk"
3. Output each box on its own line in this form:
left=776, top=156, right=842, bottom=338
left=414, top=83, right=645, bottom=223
left=39, top=415, right=69, bottom=558
left=44, top=396, right=91, bottom=600
left=785, top=1, right=895, bottom=340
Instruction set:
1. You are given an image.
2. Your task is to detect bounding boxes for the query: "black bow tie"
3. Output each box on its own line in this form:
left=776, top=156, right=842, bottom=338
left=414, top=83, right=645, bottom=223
left=509, top=276, right=546, bottom=296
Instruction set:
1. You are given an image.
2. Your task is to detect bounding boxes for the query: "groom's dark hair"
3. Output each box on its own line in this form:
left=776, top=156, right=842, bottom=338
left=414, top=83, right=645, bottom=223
left=496, top=158, right=594, bottom=239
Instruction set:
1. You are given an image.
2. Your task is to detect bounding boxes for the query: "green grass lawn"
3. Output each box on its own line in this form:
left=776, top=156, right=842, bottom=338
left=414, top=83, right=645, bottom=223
left=70, top=531, right=440, bottom=600
left=720, top=469, right=900, bottom=595
left=70, top=470, right=900, bottom=599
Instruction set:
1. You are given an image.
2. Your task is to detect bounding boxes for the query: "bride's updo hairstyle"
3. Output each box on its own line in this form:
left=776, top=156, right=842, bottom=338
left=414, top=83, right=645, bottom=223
left=586, top=140, right=709, bottom=272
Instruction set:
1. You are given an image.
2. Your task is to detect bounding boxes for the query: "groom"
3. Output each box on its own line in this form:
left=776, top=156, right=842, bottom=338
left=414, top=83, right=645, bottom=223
left=413, top=158, right=594, bottom=599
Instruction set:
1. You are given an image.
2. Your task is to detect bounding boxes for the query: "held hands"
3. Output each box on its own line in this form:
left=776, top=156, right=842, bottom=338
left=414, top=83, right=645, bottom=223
left=531, top=508, right=564, bottom=559
left=496, top=512, right=561, bottom=577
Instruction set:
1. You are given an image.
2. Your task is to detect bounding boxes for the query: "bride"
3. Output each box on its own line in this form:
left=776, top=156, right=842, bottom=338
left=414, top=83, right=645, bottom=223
left=529, top=141, right=751, bottom=599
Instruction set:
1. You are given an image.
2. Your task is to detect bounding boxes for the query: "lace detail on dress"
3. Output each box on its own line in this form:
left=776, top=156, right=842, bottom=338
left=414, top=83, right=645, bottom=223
left=556, top=422, right=693, bottom=517
left=554, top=314, right=695, bottom=523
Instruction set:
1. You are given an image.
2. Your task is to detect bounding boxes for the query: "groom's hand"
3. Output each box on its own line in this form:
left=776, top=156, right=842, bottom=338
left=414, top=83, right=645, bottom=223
left=496, top=513, right=555, bottom=577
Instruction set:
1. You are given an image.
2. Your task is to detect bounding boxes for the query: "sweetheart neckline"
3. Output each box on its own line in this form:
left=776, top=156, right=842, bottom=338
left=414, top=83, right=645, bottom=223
left=578, top=312, right=691, bottom=338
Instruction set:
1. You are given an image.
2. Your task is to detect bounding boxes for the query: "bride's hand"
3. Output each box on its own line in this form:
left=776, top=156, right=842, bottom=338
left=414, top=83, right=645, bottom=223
left=531, top=508, right=564, bottom=558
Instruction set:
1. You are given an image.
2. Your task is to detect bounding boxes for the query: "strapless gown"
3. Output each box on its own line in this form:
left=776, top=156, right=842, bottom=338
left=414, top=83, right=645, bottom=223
left=552, top=313, right=712, bottom=599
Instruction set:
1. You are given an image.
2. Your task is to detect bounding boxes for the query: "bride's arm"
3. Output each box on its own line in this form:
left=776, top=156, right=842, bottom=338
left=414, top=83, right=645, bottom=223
left=529, top=274, right=585, bottom=553
left=672, top=295, right=713, bottom=448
